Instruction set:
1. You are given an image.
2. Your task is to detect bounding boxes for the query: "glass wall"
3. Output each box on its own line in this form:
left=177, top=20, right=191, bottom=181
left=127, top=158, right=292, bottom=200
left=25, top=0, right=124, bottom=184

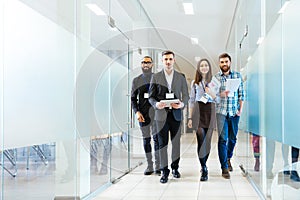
left=228, top=0, right=300, bottom=199
left=0, top=0, right=165, bottom=199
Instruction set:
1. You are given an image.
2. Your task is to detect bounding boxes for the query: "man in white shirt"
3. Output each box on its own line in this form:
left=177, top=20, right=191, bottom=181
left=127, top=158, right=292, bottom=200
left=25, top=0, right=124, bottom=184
left=148, top=50, right=189, bottom=183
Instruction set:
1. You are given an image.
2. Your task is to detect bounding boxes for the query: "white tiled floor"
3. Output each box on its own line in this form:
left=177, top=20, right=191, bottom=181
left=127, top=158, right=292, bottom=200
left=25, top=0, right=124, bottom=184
left=92, top=132, right=261, bottom=200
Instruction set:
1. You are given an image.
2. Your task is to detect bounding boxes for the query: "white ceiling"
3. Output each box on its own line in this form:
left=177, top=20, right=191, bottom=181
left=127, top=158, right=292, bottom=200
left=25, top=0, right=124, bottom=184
left=139, top=0, right=238, bottom=80
left=17, top=0, right=239, bottom=82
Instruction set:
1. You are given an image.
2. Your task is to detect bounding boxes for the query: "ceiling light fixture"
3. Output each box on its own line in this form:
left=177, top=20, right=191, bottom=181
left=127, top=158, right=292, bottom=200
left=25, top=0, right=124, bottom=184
left=191, top=37, right=198, bottom=45
left=109, top=27, right=118, bottom=31
left=86, top=3, right=106, bottom=16
left=183, top=3, right=194, bottom=15
left=195, top=56, right=201, bottom=62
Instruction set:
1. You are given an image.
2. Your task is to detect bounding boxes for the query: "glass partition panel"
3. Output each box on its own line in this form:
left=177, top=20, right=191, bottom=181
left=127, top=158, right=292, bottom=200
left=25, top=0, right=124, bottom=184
left=246, top=1, right=261, bottom=59
left=89, top=1, right=131, bottom=184
left=1, top=0, right=169, bottom=199
left=228, top=0, right=300, bottom=199
left=93, top=37, right=130, bottom=181
left=76, top=0, right=117, bottom=195
left=262, top=16, right=282, bottom=142
left=280, top=2, right=300, bottom=198
left=0, top=0, right=3, bottom=196
left=235, top=0, right=248, bottom=69
left=226, top=0, right=265, bottom=199
left=2, top=0, right=76, bottom=199
left=283, top=0, right=300, bottom=147
left=265, top=0, right=282, bottom=34
left=110, top=0, right=133, bottom=32
left=247, top=50, right=261, bottom=135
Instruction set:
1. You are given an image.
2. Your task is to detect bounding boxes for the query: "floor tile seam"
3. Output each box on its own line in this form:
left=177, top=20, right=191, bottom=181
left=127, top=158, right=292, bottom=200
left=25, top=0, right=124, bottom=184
left=118, top=176, right=146, bottom=199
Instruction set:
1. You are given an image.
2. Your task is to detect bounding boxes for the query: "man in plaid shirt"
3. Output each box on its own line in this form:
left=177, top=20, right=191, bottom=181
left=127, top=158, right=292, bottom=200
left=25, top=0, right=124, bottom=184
left=214, top=53, right=245, bottom=179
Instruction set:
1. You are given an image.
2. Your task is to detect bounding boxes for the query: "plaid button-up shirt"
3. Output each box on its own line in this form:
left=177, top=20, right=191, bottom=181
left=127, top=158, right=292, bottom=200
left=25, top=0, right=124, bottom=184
left=214, top=70, right=245, bottom=117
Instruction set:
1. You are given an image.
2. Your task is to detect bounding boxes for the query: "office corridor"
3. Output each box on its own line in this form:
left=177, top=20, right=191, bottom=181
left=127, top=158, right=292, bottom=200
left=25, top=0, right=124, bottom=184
left=93, top=132, right=260, bottom=200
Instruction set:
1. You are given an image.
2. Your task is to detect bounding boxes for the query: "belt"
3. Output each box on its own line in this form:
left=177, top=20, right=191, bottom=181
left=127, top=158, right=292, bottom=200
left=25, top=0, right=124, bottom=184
left=197, top=101, right=212, bottom=104
left=165, top=108, right=172, bottom=112
left=226, top=113, right=235, bottom=118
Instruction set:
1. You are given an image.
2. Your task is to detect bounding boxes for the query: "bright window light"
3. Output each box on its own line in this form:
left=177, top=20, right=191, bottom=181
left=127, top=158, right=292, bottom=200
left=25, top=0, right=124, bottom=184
left=183, top=3, right=194, bottom=15
left=191, top=37, right=198, bottom=45
left=278, top=1, right=290, bottom=14
left=86, top=3, right=106, bottom=16
left=257, top=37, right=264, bottom=45
left=110, top=27, right=118, bottom=31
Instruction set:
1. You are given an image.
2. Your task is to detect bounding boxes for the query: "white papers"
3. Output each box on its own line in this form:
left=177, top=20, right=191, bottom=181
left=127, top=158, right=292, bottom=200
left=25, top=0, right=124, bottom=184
left=208, top=76, right=221, bottom=96
left=226, top=78, right=241, bottom=97
left=160, top=99, right=180, bottom=107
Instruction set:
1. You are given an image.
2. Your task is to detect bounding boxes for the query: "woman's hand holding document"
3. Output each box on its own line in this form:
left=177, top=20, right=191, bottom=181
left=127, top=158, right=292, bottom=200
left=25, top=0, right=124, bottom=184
left=208, top=76, right=221, bottom=97
left=225, top=79, right=241, bottom=97
left=202, top=76, right=221, bottom=101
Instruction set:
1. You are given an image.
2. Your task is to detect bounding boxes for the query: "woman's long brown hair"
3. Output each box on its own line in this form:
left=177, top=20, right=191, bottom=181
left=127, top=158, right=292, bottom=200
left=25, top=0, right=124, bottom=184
left=194, top=58, right=212, bottom=85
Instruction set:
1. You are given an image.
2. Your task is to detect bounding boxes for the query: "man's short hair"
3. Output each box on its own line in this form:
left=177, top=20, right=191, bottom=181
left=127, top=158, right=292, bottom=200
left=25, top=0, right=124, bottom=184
left=142, top=56, right=153, bottom=62
left=219, top=53, right=231, bottom=62
left=162, top=50, right=175, bottom=57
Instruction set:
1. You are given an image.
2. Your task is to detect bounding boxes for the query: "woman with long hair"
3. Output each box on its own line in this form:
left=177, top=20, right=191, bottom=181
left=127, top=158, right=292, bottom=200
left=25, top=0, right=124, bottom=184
left=188, top=58, right=216, bottom=181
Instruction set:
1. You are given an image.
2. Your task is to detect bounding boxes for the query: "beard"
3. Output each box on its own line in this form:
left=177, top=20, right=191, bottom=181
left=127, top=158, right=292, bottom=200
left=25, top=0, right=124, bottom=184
left=142, top=68, right=152, bottom=74
left=220, top=65, right=230, bottom=73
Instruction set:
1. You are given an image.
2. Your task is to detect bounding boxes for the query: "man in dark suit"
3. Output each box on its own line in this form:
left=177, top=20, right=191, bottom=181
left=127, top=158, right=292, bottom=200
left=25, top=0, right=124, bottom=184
left=131, top=56, right=160, bottom=175
left=148, top=50, right=189, bottom=183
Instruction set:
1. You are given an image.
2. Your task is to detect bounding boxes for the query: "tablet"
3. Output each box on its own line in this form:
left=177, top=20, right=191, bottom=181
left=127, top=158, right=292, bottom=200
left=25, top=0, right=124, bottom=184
left=160, top=99, right=180, bottom=107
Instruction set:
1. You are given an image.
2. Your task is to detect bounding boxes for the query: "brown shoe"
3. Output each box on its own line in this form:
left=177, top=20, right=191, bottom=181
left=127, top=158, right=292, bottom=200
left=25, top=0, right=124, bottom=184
left=222, top=168, right=230, bottom=179
left=227, top=159, right=233, bottom=172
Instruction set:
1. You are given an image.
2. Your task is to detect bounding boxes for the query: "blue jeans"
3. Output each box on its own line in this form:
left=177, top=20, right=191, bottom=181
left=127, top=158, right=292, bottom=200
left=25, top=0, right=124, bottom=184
left=217, top=114, right=240, bottom=169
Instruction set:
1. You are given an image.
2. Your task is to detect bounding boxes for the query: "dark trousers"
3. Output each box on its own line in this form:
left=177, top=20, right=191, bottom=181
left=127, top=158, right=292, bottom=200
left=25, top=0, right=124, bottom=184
left=292, top=147, right=299, bottom=163
left=156, top=112, right=181, bottom=173
left=196, top=127, right=213, bottom=167
left=140, top=120, right=160, bottom=169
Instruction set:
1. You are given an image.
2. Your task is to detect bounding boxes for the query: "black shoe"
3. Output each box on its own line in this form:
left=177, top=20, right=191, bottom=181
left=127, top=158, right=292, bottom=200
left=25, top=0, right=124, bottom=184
left=144, top=167, right=154, bottom=175
left=155, top=169, right=161, bottom=175
left=200, top=166, right=208, bottom=181
left=227, top=159, right=233, bottom=172
left=290, top=170, right=300, bottom=182
left=172, top=169, right=181, bottom=178
left=283, top=170, right=290, bottom=175
left=160, top=170, right=170, bottom=184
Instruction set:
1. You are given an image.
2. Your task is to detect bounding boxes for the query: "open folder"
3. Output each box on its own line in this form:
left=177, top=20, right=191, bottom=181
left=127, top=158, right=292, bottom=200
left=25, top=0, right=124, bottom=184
left=160, top=99, right=180, bottom=107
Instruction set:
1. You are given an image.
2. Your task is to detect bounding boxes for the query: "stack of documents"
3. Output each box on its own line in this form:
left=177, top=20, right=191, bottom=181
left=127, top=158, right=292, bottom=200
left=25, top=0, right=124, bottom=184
left=225, top=79, right=241, bottom=97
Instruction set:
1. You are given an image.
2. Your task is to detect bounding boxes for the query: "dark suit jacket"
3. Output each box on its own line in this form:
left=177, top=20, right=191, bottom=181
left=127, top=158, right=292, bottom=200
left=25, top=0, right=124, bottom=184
left=131, top=73, right=154, bottom=126
left=148, top=70, right=189, bottom=122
